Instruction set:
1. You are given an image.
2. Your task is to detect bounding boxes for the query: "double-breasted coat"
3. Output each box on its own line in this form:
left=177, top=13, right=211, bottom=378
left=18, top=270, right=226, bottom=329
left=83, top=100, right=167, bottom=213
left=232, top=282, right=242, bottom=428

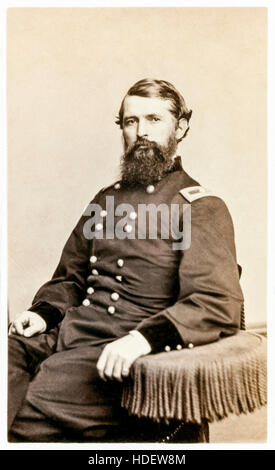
left=9, top=157, right=243, bottom=437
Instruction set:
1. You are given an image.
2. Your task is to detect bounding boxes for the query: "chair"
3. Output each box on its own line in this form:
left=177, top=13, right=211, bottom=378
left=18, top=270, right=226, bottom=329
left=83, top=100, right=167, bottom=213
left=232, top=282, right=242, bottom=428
left=121, top=305, right=267, bottom=443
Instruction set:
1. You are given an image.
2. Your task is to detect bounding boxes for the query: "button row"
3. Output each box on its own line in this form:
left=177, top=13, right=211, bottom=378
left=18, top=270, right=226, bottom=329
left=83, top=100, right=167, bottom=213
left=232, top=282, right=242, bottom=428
left=84, top=255, right=125, bottom=314
left=114, top=182, right=155, bottom=194
left=89, top=257, right=124, bottom=269
left=94, top=208, right=108, bottom=231
left=82, top=299, right=117, bottom=315
left=82, top=289, right=120, bottom=315
left=88, top=273, right=123, bottom=282
left=98, top=209, right=137, bottom=221
left=164, top=343, right=193, bottom=352
left=84, top=290, right=119, bottom=300
left=91, top=208, right=138, bottom=236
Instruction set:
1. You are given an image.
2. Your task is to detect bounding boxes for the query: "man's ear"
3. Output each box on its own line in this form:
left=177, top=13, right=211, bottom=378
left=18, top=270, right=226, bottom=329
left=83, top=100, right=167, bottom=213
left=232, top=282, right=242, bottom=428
left=175, top=118, right=189, bottom=141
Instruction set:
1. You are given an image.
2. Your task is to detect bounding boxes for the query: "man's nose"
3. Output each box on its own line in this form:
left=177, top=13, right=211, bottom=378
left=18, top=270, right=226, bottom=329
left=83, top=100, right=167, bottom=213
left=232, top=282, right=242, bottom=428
left=137, top=120, right=148, bottom=138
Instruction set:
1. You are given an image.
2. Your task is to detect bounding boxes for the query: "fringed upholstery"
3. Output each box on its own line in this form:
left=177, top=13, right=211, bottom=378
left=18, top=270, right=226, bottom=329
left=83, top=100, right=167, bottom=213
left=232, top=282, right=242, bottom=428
left=121, top=331, right=267, bottom=424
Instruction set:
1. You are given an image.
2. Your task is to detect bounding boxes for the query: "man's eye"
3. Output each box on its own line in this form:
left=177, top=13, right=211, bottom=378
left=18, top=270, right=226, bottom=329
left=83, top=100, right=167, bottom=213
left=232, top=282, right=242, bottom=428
left=125, top=119, right=135, bottom=126
left=150, top=117, right=160, bottom=122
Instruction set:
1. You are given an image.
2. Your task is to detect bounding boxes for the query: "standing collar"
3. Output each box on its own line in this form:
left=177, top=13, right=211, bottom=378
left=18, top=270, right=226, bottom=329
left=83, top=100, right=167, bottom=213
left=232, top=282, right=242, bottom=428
left=173, top=156, right=183, bottom=171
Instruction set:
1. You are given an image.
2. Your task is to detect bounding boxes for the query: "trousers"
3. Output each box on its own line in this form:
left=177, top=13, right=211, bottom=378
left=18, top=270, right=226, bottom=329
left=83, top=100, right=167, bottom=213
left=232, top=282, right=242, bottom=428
left=8, top=329, right=208, bottom=443
left=8, top=328, right=125, bottom=442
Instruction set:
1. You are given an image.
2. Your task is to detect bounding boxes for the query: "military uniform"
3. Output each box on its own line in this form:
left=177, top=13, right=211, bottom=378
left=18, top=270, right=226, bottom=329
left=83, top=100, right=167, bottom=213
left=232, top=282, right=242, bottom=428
left=8, top=157, right=243, bottom=442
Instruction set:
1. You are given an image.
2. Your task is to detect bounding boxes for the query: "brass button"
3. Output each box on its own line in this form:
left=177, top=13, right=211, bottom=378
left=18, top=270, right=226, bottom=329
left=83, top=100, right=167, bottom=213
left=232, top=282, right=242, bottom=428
left=129, top=211, right=137, bottom=220
left=188, top=343, right=194, bottom=349
left=117, top=259, right=124, bottom=268
left=100, top=210, right=107, bottom=217
left=108, top=306, right=116, bottom=315
left=146, top=185, right=155, bottom=194
left=92, top=269, right=99, bottom=275
left=90, top=256, right=97, bottom=264
left=164, top=345, right=171, bottom=352
left=176, top=344, right=182, bottom=350
left=82, top=299, right=90, bottom=307
left=111, top=292, right=119, bottom=301
left=114, top=183, right=121, bottom=190
left=124, top=224, right=133, bottom=233
left=95, top=223, right=103, bottom=231
left=115, top=275, right=122, bottom=282
left=87, top=287, right=94, bottom=295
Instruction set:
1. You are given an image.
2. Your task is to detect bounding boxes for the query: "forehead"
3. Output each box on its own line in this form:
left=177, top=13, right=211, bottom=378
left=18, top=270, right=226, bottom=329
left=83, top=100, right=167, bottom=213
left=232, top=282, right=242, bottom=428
left=123, top=95, right=173, bottom=118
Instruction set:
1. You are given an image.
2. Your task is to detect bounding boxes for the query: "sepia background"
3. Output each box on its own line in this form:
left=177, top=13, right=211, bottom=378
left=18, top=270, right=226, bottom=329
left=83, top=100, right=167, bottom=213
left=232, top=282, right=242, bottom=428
left=8, top=7, right=267, bottom=328
left=7, top=7, right=267, bottom=442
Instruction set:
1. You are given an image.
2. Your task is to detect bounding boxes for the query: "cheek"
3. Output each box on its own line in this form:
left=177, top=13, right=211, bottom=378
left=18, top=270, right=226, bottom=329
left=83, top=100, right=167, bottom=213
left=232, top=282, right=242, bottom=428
left=123, top=128, right=136, bottom=146
left=153, top=125, right=175, bottom=144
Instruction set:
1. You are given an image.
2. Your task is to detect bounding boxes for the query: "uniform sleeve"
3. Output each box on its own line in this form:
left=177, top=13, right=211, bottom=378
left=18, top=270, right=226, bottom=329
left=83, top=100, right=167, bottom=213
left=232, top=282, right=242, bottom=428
left=28, top=210, right=91, bottom=329
left=136, top=196, right=244, bottom=350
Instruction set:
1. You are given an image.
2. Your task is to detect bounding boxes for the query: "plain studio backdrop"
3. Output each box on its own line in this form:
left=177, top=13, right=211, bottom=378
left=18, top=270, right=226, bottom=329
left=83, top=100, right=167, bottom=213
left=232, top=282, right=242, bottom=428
left=7, top=7, right=267, bottom=329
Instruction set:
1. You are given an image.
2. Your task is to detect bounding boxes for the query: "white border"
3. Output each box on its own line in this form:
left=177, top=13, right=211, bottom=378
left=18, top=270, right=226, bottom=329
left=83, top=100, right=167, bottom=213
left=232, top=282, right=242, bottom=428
left=1, top=0, right=274, bottom=452
left=0, top=0, right=8, bottom=452
left=1, top=0, right=274, bottom=6
left=267, top=0, right=275, bottom=451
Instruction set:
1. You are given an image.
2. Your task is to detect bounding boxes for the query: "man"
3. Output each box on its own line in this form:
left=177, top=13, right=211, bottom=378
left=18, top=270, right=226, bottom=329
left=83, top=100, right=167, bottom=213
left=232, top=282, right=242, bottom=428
left=8, top=78, right=243, bottom=442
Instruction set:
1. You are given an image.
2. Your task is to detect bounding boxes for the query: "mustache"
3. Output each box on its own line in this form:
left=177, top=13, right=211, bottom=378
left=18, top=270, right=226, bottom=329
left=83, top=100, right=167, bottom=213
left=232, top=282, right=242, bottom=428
left=120, top=135, right=177, bottom=187
left=124, top=138, right=165, bottom=160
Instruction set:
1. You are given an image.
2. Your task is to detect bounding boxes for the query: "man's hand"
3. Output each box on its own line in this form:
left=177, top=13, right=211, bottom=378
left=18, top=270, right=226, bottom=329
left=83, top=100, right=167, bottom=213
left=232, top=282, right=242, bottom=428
left=96, top=332, right=151, bottom=382
left=9, top=311, right=47, bottom=337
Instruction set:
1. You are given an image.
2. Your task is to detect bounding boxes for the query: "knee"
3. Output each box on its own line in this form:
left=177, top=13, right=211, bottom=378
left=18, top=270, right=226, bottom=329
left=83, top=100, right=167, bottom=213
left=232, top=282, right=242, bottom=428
left=8, top=335, right=28, bottom=369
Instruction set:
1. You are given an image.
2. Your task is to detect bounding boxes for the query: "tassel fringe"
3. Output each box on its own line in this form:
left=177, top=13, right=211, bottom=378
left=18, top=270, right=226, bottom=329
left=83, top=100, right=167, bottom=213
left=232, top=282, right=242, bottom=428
left=121, top=331, right=267, bottom=424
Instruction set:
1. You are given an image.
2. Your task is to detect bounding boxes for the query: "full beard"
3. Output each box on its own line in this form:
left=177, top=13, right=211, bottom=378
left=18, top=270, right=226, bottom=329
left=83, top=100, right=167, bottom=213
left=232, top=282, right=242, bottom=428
left=120, top=135, right=178, bottom=187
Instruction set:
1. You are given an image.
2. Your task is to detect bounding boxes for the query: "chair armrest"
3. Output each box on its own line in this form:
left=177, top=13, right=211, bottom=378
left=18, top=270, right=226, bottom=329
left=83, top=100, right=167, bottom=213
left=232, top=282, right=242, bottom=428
left=121, top=331, right=267, bottom=424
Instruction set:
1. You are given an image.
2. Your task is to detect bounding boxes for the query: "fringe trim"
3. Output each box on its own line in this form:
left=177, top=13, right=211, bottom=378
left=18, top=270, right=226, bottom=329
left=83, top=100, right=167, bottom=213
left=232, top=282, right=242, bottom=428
left=121, top=332, right=267, bottom=424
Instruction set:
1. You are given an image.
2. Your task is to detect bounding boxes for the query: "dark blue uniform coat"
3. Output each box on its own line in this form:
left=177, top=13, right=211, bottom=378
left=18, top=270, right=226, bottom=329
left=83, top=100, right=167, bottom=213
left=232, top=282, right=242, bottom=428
left=9, top=158, right=243, bottom=437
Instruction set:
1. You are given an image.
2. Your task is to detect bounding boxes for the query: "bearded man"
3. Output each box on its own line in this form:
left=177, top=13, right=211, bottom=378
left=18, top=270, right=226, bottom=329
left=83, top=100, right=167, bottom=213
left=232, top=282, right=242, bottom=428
left=8, top=79, right=243, bottom=442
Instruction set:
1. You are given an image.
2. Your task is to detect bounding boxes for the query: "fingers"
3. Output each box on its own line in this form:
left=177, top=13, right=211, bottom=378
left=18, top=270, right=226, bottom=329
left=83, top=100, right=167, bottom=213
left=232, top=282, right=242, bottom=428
left=96, top=349, right=131, bottom=382
left=12, top=314, right=28, bottom=336
left=96, top=335, right=148, bottom=382
left=96, top=349, right=108, bottom=381
left=8, top=311, right=46, bottom=337
left=23, top=324, right=42, bottom=337
left=112, top=357, right=131, bottom=382
left=106, top=356, right=123, bottom=382
left=121, top=363, right=131, bottom=378
left=8, top=323, right=16, bottom=335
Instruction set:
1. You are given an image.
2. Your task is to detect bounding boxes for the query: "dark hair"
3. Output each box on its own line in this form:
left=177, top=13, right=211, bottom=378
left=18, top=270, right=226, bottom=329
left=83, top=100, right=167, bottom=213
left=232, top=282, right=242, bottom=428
left=116, top=78, right=192, bottom=140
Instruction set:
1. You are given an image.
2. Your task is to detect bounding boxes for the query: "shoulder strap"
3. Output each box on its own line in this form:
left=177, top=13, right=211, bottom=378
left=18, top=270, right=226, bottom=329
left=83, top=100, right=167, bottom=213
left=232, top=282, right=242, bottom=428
left=179, top=185, right=214, bottom=203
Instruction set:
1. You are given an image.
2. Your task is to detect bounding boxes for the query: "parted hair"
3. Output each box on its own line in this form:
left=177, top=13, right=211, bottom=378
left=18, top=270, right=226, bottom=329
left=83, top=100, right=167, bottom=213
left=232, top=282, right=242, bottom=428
left=116, top=78, right=192, bottom=140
